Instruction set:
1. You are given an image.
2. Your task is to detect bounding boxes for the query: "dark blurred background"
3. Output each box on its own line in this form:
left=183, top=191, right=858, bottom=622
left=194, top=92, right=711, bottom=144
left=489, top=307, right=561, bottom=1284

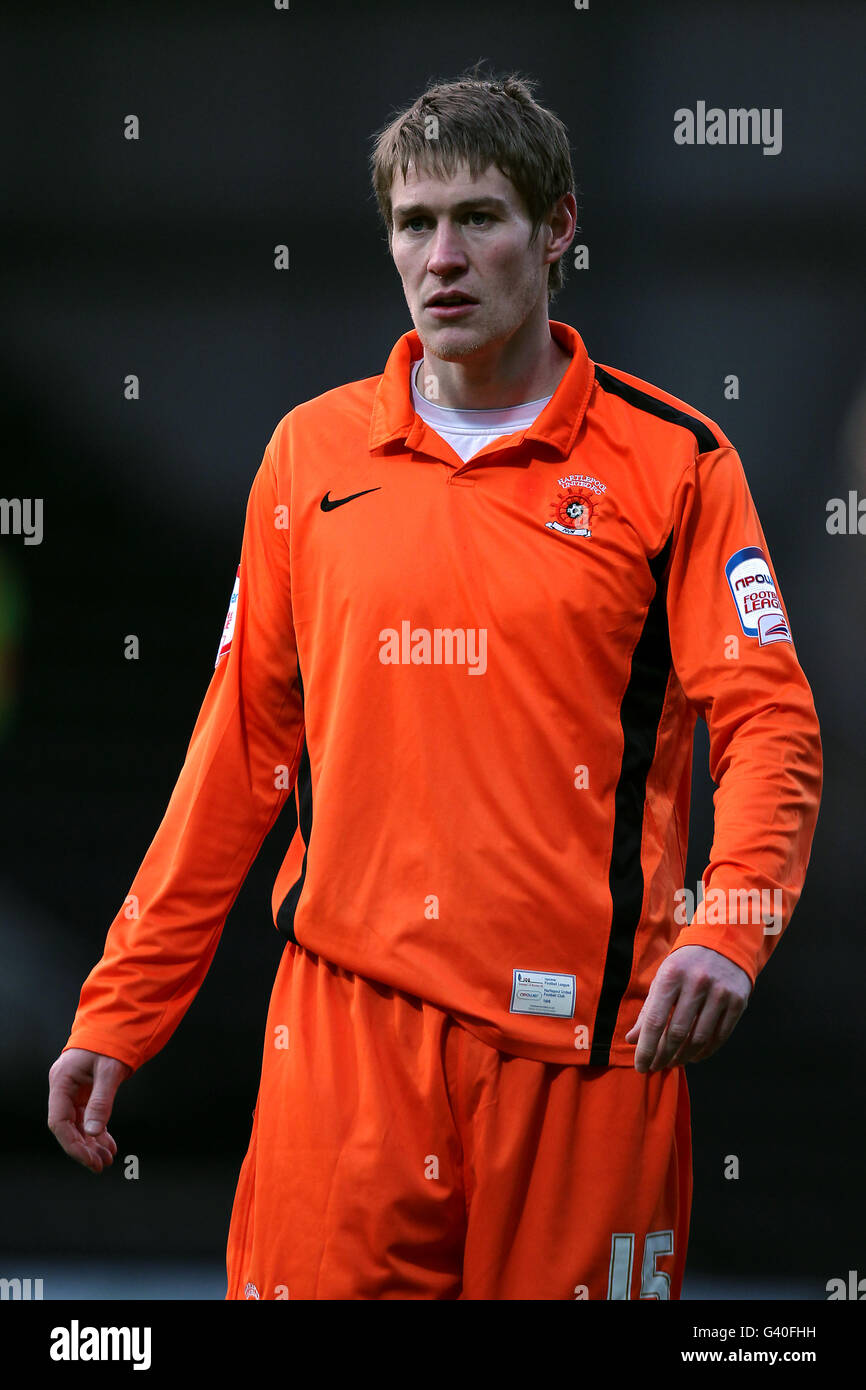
left=1, top=0, right=863, bottom=1299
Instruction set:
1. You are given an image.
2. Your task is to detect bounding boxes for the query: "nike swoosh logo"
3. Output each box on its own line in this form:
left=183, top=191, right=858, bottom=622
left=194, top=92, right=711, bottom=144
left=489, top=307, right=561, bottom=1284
left=320, top=487, right=382, bottom=512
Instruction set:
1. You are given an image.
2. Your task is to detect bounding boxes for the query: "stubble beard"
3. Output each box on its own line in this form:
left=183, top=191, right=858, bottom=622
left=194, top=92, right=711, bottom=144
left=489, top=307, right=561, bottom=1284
left=414, top=273, right=542, bottom=367
left=415, top=308, right=494, bottom=365
left=423, top=335, right=486, bottom=361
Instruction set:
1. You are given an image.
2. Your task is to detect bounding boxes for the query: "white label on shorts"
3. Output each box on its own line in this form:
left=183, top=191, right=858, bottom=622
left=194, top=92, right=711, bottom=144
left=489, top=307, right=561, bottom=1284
left=509, top=969, right=576, bottom=1018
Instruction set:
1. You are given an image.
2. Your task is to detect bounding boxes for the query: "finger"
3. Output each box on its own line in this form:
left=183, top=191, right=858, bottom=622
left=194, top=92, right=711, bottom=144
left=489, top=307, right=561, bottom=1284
left=634, top=1006, right=674, bottom=1072
left=48, top=1084, right=93, bottom=1163
left=624, top=1002, right=647, bottom=1043
left=71, top=1111, right=117, bottom=1165
left=76, top=1130, right=117, bottom=1173
left=668, top=990, right=728, bottom=1066
left=50, top=1118, right=105, bottom=1171
left=638, top=974, right=704, bottom=1072
left=659, top=1017, right=698, bottom=1070
left=649, top=1009, right=696, bottom=1071
left=52, top=1093, right=113, bottom=1169
left=48, top=1070, right=86, bottom=1135
left=688, top=993, right=747, bottom=1064
left=84, top=1128, right=116, bottom=1159
left=631, top=970, right=688, bottom=1071
left=58, top=1108, right=112, bottom=1168
left=647, top=979, right=711, bottom=1071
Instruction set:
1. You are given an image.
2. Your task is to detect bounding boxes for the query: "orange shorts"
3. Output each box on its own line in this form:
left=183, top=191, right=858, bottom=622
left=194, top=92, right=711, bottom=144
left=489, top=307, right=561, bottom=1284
left=226, top=942, right=692, bottom=1300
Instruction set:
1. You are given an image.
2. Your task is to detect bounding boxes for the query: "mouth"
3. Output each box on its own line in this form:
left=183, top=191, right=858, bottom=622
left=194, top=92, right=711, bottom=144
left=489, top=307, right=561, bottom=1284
left=425, top=293, right=478, bottom=319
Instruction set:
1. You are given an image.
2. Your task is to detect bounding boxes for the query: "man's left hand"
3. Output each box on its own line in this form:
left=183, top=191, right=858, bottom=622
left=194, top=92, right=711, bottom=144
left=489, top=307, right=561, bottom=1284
left=625, top=945, right=753, bottom=1072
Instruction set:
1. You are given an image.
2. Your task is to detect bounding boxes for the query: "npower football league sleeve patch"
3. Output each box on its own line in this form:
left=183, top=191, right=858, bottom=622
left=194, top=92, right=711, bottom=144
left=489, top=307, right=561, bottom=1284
left=725, top=545, right=792, bottom=646
left=215, top=566, right=240, bottom=667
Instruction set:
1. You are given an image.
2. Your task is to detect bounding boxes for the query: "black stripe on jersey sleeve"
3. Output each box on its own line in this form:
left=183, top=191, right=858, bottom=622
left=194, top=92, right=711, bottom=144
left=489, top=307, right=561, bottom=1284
left=276, top=658, right=312, bottom=944
left=589, top=531, right=674, bottom=1066
left=594, top=365, right=720, bottom=454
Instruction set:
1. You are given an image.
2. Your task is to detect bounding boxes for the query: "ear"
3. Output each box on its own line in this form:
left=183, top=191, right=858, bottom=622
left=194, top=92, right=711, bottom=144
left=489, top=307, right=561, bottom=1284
left=545, top=192, right=577, bottom=263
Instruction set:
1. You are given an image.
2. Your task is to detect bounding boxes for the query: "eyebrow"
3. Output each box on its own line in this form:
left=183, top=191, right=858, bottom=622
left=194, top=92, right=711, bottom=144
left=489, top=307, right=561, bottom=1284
left=392, top=196, right=512, bottom=220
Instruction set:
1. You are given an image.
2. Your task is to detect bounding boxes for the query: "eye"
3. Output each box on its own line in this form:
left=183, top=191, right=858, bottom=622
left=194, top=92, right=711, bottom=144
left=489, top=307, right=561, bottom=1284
left=397, top=211, right=494, bottom=232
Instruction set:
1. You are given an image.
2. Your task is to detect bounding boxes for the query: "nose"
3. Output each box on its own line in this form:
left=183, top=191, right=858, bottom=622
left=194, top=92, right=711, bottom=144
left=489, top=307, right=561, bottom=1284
left=426, top=219, right=469, bottom=276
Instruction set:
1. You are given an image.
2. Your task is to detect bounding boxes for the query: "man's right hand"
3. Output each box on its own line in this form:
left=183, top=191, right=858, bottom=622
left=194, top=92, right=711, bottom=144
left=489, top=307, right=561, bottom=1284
left=47, top=1049, right=134, bottom=1174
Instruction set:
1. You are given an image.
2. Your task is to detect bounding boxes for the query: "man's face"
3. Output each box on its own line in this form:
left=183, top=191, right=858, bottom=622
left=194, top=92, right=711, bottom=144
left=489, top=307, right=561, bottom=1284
left=389, top=159, right=552, bottom=363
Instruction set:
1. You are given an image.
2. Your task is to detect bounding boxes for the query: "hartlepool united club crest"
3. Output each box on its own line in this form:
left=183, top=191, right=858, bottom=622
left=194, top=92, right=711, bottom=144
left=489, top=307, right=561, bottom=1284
left=546, top=473, right=607, bottom=538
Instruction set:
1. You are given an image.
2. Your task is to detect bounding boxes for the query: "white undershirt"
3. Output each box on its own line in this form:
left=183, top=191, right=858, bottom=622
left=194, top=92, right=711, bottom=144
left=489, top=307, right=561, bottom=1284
left=410, top=357, right=554, bottom=463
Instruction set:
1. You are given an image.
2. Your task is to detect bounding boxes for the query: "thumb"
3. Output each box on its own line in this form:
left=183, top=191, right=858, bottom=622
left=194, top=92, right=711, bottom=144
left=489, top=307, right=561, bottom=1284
left=83, top=1066, right=122, bottom=1134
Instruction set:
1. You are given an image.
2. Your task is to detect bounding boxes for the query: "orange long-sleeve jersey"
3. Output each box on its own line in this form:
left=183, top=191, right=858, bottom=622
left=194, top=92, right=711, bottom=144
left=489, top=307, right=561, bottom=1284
left=63, top=320, right=822, bottom=1069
